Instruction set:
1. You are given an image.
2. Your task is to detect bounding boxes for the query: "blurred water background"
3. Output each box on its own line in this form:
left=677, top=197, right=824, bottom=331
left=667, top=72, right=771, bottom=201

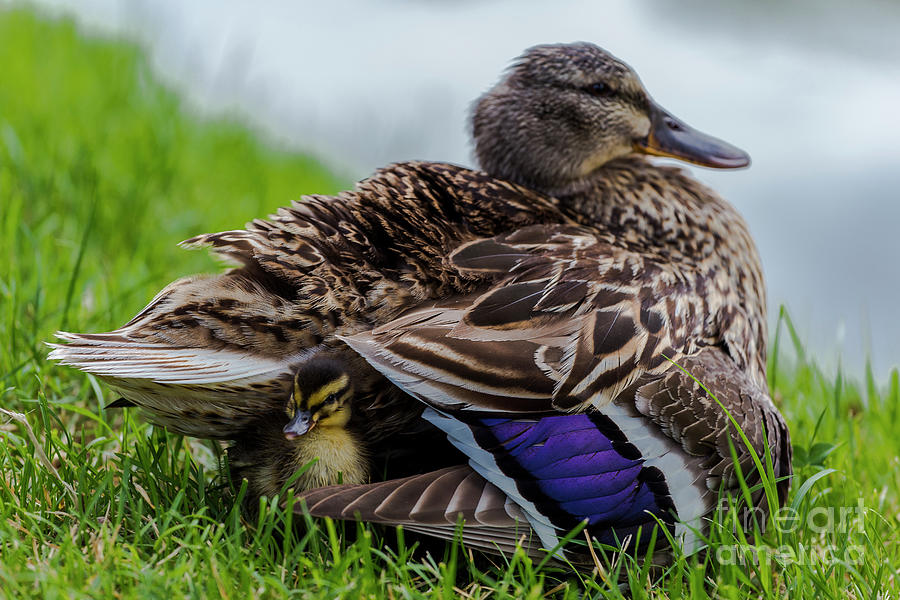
left=14, top=0, right=900, bottom=376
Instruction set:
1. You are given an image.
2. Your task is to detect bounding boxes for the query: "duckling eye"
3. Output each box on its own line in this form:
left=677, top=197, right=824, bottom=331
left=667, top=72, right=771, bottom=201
left=323, top=393, right=338, bottom=406
left=586, top=82, right=614, bottom=97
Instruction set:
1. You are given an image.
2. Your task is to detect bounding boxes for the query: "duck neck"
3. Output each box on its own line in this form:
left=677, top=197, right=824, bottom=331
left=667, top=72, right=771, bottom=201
left=546, top=156, right=769, bottom=388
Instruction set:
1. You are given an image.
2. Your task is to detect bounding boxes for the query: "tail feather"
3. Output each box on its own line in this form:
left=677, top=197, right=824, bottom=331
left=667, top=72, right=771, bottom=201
left=49, top=332, right=307, bottom=438
left=46, top=262, right=330, bottom=439
left=49, top=336, right=304, bottom=386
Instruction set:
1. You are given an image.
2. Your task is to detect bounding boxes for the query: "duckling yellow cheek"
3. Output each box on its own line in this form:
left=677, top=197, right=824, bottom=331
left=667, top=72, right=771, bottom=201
left=318, top=406, right=351, bottom=428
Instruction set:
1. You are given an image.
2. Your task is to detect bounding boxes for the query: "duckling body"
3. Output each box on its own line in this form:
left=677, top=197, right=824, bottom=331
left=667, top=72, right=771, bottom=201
left=282, top=357, right=369, bottom=490
left=229, top=417, right=368, bottom=499
left=290, top=426, right=367, bottom=488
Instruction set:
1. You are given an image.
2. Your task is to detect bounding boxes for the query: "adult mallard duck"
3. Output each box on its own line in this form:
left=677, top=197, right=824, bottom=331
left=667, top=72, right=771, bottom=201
left=50, top=43, right=788, bottom=517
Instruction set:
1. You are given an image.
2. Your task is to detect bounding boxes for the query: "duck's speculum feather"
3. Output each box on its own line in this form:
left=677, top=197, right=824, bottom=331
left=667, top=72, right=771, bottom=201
left=457, top=412, right=680, bottom=552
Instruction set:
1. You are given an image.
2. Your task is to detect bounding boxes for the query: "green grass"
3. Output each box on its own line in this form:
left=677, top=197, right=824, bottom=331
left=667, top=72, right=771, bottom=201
left=1, top=7, right=899, bottom=598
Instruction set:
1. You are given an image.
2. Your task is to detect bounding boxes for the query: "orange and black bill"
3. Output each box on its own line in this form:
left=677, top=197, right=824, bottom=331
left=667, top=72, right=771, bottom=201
left=635, top=100, right=750, bottom=169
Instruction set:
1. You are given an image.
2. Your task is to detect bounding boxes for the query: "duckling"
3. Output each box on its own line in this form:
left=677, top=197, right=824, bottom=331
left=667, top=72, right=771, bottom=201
left=282, top=357, right=368, bottom=489
left=228, top=357, right=367, bottom=500
left=229, top=356, right=464, bottom=500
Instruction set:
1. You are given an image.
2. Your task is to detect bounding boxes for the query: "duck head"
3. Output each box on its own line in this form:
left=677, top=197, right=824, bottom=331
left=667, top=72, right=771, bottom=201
left=472, top=42, right=749, bottom=193
left=284, top=357, right=353, bottom=439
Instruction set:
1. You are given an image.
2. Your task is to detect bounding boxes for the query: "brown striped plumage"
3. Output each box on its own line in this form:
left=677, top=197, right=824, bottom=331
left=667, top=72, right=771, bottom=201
left=50, top=43, right=790, bottom=543
left=343, top=218, right=766, bottom=414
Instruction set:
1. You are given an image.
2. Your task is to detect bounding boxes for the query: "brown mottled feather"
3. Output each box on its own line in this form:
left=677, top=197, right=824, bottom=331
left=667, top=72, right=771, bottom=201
left=634, top=349, right=792, bottom=509
left=343, top=217, right=762, bottom=414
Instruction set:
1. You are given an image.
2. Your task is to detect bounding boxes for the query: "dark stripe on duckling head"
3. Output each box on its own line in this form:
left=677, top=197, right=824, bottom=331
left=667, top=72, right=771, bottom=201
left=468, top=412, right=677, bottom=553
left=293, top=356, right=351, bottom=410
left=305, top=376, right=351, bottom=414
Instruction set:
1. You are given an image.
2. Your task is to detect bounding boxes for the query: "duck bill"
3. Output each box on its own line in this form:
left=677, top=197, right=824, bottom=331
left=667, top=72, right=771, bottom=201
left=634, top=101, right=750, bottom=169
left=283, top=410, right=315, bottom=439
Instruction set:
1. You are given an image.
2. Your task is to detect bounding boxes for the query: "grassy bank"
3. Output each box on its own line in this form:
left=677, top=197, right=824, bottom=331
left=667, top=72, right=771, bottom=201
left=1, top=8, right=898, bottom=599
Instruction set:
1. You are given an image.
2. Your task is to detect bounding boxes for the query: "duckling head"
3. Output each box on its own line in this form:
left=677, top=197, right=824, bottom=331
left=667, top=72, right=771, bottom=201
left=472, top=42, right=750, bottom=193
left=283, top=357, right=353, bottom=440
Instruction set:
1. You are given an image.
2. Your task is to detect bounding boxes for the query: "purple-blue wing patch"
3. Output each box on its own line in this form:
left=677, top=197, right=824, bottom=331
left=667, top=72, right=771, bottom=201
left=470, top=414, right=677, bottom=549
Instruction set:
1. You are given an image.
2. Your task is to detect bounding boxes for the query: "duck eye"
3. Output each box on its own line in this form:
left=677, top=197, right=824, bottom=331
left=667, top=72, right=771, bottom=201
left=586, top=82, right=613, bottom=97
left=323, top=393, right=338, bottom=406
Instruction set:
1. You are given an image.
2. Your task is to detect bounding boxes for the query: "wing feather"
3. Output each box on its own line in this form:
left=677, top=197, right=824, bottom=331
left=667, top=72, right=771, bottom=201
left=49, top=335, right=305, bottom=386
left=343, top=224, right=707, bottom=413
left=297, top=466, right=551, bottom=560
